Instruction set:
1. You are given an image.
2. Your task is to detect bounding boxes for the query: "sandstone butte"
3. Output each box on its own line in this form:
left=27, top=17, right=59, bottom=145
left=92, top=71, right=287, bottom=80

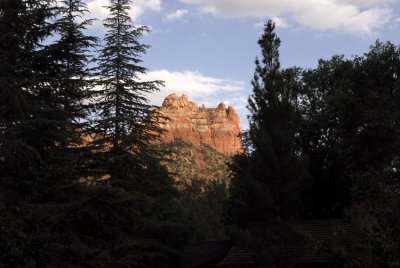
left=155, top=93, right=243, bottom=156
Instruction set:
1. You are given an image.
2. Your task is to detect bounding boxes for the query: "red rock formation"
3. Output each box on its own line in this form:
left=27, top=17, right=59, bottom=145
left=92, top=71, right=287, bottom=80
left=156, top=94, right=243, bottom=156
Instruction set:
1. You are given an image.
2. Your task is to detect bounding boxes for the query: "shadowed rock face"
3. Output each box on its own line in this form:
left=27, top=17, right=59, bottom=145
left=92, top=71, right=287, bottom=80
left=156, top=94, right=243, bottom=156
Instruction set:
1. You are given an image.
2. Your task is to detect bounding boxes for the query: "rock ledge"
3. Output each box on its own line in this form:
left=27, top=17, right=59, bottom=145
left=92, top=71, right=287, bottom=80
left=156, top=94, right=243, bottom=156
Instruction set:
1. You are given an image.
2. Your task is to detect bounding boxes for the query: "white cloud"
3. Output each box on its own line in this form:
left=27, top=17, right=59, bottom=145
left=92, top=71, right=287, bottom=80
left=141, top=69, right=249, bottom=127
left=254, top=17, right=289, bottom=29
left=339, top=0, right=395, bottom=7
left=294, top=4, right=391, bottom=34
left=272, top=17, right=289, bottom=28
left=141, top=69, right=245, bottom=105
left=87, top=0, right=161, bottom=25
left=179, top=0, right=394, bottom=34
left=87, top=0, right=108, bottom=24
left=164, top=9, right=189, bottom=22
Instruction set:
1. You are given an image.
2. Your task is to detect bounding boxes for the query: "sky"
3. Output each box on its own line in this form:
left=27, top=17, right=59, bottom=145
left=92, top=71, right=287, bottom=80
left=85, top=0, right=400, bottom=128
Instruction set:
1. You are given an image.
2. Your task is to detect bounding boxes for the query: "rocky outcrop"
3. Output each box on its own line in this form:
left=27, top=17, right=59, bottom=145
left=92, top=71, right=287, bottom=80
left=156, top=94, right=243, bottom=156
left=153, top=140, right=230, bottom=183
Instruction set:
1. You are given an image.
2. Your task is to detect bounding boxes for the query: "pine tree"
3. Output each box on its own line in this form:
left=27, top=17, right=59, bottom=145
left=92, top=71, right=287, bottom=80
left=92, top=0, right=163, bottom=180
left=225, top=20, right=307, bottom=226
left=76, top=0, right=189, bottom=266
left=49, top=0, right=98, bottom=137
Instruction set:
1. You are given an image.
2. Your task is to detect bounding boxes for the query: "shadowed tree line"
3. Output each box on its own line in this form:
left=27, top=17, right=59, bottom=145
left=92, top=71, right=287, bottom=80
left=0, top=0, right=189, bottom=267
left=225, top=21, right=400, bottom=267
left=1, top=0, right=400, bottom=266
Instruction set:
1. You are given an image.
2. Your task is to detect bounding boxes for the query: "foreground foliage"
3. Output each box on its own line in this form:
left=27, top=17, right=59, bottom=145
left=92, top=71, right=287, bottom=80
left=225, top=21, right=400, bottom=267
left=0, top=0, right=188, bottom=267
left=1, top=0, right=399, bottom=265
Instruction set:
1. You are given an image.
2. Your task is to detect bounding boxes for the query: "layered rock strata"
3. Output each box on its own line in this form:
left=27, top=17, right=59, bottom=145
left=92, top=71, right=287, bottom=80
left=156, top=94, right=243, bottom=156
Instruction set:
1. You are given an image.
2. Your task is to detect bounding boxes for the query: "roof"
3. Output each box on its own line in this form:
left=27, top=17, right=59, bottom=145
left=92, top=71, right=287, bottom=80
left=252, top=219, right=352, bottom=264
left=184, top=220, right=352, bottom=267
left=184, top=240, right=232, bottom=268
left=281, top=219, right=352, bottom=263
left=219, top=247, right=258, bottom=266
left=184, top=240, right=258, bottom=268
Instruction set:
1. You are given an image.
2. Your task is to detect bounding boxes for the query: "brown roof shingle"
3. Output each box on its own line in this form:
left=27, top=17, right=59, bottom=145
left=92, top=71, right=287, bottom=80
left=184, top=220, right=352, bottom=267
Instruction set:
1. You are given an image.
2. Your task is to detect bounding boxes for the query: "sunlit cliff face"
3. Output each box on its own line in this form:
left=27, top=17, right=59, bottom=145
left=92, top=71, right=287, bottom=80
left=155, top=93, right=243, bottom=156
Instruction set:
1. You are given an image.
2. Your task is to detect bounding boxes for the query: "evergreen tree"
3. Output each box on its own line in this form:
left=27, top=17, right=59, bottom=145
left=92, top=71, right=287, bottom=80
left=225, top=20, right=307, bottom=227
left=43, top=0, right=98, bottom=181
left=77, top=0, right=189, bottom=266
left=0, top=0, right=65, bottom=266
left=49, top=0, right=98, bottom=138
left=0, top=0, right=32, bottom=180
left=0, top=0, right=101, bottom=265
left=92, top=0, right=163, bottom=180
left=0, top=0, right=56, bottom=188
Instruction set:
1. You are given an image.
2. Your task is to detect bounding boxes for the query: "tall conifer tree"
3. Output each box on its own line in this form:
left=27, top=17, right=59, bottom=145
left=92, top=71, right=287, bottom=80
left=0, top=0, right=67, bottom=266
left=42, top=0, right=98, bottom=181
left=0, top=0, right=105, bottom=265
left=76, top=0, right=189, bottom=266
left=225, top=20, right=307, bottom=226
left=0, top=0, right=56, bottom=186
left=92, top=0, right=163, bottom=179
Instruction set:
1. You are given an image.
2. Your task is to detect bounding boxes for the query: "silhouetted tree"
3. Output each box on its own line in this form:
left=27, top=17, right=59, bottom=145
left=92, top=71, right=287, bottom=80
left=81, top=0, right=189, bottom=266
left=92, top=0, right=163, bottom=179
left=340, top=41, right=400, bottom=267
left=298, top=56, right=354, bottom=219
left=225, top=20, right=307, bottom=227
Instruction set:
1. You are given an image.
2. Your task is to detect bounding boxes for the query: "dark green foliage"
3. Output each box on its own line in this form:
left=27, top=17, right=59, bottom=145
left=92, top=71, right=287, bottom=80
left=150, top=140, right=230, bottom=241
left=92, top=0, right=163, bottom=180
left=0, top=0, right=55, bottom=182
left=47, top=0, right=98, bottom=129
left=67, top=159, right=189, bottom=267
left=225, top=20, right=307, bottom=227
left=298, top=56, right=355, bottom=218
left=152, top=140, right=230, bottom=183
left=285, top=41, right=400, bottom=266
left=1, top=0, right=187, bottom=266
left=83, top=0, right=188, bottom=266
left=152, top=140, right=230, bottom=240
left=340, top=42, right=400, bottom=267
left=0, top=0, right=98, bottom=266
left=1, top=0, right=400, bottom=266
left=225, top=21, right=400, bottom=266
left=181, top=177, right=228, bottom=240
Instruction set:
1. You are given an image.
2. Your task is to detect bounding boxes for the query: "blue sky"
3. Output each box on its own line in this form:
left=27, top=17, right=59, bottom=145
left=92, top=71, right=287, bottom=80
left=86, top=0, right=400, bottom=128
